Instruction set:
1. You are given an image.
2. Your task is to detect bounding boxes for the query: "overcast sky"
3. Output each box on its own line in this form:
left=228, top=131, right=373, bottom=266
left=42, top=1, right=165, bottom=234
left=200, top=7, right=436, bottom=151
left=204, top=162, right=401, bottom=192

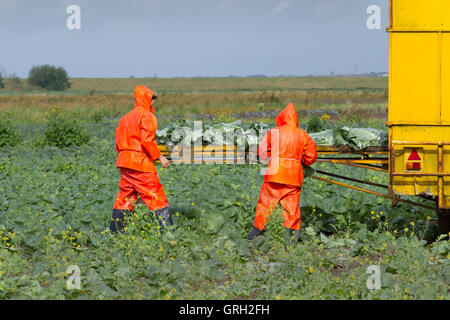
left=0, top=0, right=389, bottom=78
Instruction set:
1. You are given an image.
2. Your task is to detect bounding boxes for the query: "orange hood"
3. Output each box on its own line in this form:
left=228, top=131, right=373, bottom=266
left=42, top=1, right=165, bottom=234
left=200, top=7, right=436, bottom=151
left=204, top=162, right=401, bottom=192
left=134, top=85, right=155, bottom=113
left=275, top=103, right=298, bottom=127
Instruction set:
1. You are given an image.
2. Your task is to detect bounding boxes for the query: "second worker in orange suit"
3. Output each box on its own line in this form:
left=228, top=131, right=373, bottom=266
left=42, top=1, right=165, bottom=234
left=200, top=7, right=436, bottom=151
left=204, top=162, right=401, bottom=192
left=110, top=85, right=173, bottom=233
left=247, top=102, right=318, bottom=241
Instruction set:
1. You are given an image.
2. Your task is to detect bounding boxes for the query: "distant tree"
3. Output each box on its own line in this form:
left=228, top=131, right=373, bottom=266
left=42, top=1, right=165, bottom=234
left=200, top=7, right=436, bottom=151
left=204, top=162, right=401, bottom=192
left=27, top=65, right=71, bottom=91
left=247, top=74, right=268, bottom=78
left=0, top=72, right=4, bottom=89
left=7, top=73, right=23, bottom=91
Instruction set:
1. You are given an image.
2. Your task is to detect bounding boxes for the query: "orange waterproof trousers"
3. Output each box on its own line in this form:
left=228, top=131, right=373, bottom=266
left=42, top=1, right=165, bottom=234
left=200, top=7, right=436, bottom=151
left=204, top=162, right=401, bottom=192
left=253, top=182, right=301, bottom=231
left=114, top=168, right=169, bottom=211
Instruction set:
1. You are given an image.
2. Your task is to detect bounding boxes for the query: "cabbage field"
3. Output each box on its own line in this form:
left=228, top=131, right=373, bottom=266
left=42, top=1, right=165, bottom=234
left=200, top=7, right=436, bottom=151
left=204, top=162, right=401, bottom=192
left=0, top=118, right=448, bottom=300
left=0, top=78, right=448, bottom=300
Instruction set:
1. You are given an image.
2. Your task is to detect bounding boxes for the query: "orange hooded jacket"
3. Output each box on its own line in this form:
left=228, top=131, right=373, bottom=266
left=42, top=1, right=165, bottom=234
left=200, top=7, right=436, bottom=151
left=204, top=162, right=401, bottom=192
left=115, top=85, right=161, bottom=173
left=259, top=103, right=318, bottom=187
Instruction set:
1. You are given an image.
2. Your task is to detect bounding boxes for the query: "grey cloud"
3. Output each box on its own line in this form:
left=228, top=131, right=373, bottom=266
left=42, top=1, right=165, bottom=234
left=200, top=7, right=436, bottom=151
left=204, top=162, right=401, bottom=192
left=273, top=0, right=290, bottom=14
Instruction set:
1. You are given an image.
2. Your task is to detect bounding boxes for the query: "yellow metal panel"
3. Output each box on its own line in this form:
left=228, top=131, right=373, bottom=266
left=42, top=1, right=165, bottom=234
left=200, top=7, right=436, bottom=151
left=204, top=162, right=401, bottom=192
left=389, top=33, right=439, bottom=123
left=442, top=34, right=450, bottom=122
left=391, top=0, right=450, bottom=30
left=391, top=127, right=437, bottom=196
left=389, top=1, right=450, bottom=208
left=390, top=126, right=450, bottom=208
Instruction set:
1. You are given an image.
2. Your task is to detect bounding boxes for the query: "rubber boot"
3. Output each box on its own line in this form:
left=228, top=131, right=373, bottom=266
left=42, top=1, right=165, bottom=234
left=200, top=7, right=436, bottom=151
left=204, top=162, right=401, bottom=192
left=109, top=209, right=129, bottom=233
left=246, top=226, right=263, bottom=240
left=155, top=207, right=174, bottom=228
left=286, top=228, right=301, bottom=243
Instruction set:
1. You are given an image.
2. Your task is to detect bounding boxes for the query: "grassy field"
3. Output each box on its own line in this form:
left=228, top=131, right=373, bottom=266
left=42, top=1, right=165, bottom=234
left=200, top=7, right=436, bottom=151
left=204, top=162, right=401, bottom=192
left=0, top=76, right=389, bottom=94
left=63, top=76, right=389, bottom=93
left=0, top=76, right=388, bottom=123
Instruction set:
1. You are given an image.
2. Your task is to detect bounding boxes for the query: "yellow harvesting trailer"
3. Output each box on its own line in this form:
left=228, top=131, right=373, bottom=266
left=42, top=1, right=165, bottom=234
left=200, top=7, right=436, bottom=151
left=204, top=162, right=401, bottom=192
left=388, top=0, right=450, bottom=233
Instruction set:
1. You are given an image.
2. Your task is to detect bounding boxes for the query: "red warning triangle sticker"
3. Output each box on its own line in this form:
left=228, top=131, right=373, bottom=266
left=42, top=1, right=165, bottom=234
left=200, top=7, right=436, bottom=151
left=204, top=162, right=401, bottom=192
left=408, top=149, right=421, bottom=161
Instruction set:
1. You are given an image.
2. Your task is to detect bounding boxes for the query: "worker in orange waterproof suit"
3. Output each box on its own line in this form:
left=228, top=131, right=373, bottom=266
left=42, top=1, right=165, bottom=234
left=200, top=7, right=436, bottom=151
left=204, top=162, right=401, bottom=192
left=247, top=103, right=318, bottom=241
left=110, top=85, right=172, bottom=233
